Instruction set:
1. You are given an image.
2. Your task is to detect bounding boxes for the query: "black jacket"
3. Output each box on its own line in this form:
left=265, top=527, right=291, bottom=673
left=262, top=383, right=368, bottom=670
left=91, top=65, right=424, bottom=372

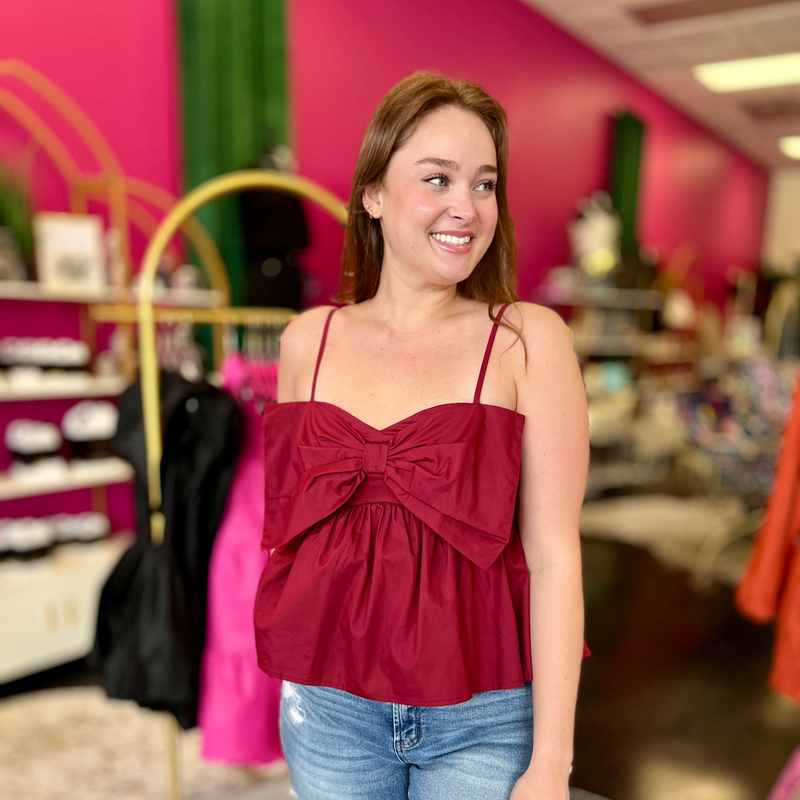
left=92, top=371, right=241, bottom=729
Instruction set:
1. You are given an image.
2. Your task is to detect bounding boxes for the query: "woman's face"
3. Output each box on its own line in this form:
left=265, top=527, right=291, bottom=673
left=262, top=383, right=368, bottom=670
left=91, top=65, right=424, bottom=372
left=366, top=106, right=499, bottom=288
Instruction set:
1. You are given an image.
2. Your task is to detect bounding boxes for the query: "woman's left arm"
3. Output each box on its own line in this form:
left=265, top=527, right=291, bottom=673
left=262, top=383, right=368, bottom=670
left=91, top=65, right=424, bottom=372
left=509, top=303, right=589, bottom=799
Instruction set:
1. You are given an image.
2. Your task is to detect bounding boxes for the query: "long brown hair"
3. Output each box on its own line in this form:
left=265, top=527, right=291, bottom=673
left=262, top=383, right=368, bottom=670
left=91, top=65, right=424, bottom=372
left=335, top=72, right=524, bottom=349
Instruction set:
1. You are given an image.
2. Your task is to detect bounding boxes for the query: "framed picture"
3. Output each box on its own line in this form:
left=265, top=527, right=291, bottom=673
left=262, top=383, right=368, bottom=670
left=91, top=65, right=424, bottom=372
left=33, top=213, right=106, bottom=288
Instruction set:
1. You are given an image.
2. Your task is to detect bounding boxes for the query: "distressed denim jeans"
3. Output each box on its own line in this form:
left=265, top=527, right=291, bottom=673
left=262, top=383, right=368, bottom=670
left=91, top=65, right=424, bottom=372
left=279, top=680, right=534, bottom=799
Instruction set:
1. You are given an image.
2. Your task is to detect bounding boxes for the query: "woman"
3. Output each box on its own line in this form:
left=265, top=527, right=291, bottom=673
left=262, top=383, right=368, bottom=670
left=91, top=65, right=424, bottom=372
left=254, top=72, right=589, bottom=799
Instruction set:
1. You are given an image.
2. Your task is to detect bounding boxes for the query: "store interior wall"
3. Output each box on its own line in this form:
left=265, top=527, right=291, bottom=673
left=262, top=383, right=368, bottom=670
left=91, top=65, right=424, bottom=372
left=0, top=0, right=180, bottom=204
left=0, top=0, right=771, bottom=310
left=0, top=0, right=774, bottom=528
left=288, top=0, right=769, bottom=307
left=763, top=167, right=800, bottom=274
left=0, top=0, right=180, bottom=530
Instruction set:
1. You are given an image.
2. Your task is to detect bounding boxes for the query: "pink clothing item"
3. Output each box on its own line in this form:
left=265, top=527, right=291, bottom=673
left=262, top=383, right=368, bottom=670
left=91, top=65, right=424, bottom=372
left=767, top=748, right=800, bottom=800
left=199, top=354, right=283, bottom=765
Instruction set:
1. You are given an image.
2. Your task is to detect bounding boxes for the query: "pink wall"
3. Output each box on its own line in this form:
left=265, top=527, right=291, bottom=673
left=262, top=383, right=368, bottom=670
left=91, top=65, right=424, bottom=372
left=0, top=0, right=179, bottom=531
left=0, top=0, right=771, bottom=531
left=0, top=0, right=180, bottom=199
left=288, top=0, right=768, bottom=307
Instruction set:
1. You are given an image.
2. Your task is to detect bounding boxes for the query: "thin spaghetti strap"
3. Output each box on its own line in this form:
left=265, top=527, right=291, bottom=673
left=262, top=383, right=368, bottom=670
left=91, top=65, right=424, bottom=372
left=473, top=303, right=510, bottom=404
left=310, top=306, right=340, bottom=401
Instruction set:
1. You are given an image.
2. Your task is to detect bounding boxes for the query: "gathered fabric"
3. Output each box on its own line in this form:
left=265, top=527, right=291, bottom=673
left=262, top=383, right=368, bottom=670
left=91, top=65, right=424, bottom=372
left=254, top=304, right=534, bottom=706
left=198, top=354, right=283, bottom=765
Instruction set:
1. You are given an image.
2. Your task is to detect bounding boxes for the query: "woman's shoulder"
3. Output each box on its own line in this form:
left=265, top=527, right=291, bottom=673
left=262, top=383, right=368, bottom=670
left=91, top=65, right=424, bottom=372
left=500, top=300, right=566, bottom=333
left=278, top=305, right=339, bottom=396
left=502, top=301, right=582, bottom=406
left=498, top=300, right=572, bottom=359
left=280, top=305, right=339, bottom=355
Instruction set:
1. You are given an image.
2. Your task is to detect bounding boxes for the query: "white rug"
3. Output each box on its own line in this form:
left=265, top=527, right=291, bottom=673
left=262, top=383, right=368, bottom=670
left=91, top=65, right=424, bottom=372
left=0, top=686, right=293, bottom=800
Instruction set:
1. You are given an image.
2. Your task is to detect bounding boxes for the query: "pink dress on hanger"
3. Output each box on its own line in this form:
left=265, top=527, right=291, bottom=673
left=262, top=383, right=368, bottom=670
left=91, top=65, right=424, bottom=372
left=198, top=353, right=283, bottom=765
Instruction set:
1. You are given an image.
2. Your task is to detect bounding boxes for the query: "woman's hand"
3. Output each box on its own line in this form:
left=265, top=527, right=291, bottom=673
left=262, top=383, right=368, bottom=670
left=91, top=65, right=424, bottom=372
left=510, top=758, right=570, bottom=800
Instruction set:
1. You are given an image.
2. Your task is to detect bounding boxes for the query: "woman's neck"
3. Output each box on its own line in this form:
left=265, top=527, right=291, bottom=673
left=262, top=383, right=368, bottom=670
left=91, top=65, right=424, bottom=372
left=366, top=271, right=466, bottom=335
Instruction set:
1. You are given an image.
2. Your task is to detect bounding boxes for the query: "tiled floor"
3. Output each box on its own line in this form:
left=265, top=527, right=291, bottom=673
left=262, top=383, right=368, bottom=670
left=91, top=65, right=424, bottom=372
left=574, top=539, right=800, bottom=800
left=2, top=538, right=798, bottom=800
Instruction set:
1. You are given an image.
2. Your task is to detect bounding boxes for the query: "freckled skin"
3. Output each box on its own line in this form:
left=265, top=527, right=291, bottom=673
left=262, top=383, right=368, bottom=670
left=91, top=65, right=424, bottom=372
left=366, top=107, right=499, bottom=291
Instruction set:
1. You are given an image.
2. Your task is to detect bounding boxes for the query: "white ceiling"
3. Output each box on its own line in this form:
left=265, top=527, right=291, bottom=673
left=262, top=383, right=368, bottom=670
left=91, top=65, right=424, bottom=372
left=520, top=0, right=800, bottom=168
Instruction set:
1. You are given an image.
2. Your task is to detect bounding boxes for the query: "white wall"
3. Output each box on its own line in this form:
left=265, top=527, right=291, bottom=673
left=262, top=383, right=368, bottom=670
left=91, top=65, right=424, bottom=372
left=763, top=167, right=800, bottom=275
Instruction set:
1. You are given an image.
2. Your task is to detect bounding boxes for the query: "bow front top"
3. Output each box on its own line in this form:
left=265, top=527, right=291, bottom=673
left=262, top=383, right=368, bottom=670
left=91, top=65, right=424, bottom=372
left=254, top=303, right=533, bottom=706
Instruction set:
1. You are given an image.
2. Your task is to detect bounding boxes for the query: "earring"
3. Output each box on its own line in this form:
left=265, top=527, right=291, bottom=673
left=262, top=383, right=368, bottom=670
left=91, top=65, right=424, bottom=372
left=365, top=205, right=373, bottom=219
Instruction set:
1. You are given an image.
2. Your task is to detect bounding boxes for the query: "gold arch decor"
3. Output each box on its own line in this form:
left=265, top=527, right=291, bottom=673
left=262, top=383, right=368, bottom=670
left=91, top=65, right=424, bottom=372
left=135, top=169, right=346, bottom=800
left=0, top=59, right=131, bottom=266
left=0, top=59, right=227, bottom=297
left=138, top=169, right=346, bottom=538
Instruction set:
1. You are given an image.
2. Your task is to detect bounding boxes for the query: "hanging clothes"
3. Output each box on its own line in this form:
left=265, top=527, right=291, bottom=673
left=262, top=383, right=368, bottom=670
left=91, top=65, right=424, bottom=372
left=736, top=372, right=800, bottom=704
left=240, top=163, right=309, bottom=311
left=198, top=353, right=283, bottom=765
left=92, top=371, right=241, bottom=729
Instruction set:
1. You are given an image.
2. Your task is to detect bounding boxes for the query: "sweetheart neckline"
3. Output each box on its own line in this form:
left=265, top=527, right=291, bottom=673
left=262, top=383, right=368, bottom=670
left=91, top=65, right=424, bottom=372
left=267, top=399, right=525, bottom=434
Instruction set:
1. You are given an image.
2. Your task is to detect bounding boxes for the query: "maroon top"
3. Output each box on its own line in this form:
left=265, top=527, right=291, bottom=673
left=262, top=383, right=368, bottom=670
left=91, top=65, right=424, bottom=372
left=254, top=302, right=534, bottom=706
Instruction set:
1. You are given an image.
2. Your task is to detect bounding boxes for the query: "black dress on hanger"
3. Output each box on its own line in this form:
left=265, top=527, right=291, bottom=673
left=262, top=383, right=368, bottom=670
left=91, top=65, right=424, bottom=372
left=91, top=371, right=241, bottom=729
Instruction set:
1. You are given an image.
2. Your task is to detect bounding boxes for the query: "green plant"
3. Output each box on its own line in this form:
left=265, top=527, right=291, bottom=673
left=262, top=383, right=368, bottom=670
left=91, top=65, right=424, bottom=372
left=0, top=162, right=34, bottom=267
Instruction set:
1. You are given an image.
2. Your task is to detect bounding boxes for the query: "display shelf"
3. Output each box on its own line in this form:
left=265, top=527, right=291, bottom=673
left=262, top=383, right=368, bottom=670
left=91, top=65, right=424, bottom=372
left=0, top=280, right=225, bottom=308
left=539, top=285, right=664, bottom=310
left=0, top=374, right=127, bottom=402
left=586, top=460, right=670, bottom=495
left=0, top=457, right=134, bottom=501
left=0, top=533, right=133, bottom=683
left=580, top=495, right=750, bottom=589
left=573, top=335, right=641, bottom=357
left=573, top=335, right=697, bottom=361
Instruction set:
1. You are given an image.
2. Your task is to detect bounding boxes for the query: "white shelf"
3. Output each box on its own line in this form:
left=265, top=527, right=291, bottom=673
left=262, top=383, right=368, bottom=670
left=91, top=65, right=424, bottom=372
left=0, top=457, right=134, bottom=501
left=0, top=280, right=225, bottom=308
left=573, top=336, right=641, bottom=357
left=586, top=460, right=669, bottom=495
left=580, top=495, right=750, bottom=588
left=573, top=336, right=697, bottom=361
left=539, top=285, right=664, bottom=310
left=0, top=534, right=133, bottom=683
left=0, top=374, right=127, bottom=402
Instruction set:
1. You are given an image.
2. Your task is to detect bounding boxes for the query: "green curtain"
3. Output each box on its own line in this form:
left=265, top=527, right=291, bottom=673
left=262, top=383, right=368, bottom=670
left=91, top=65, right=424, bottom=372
left=609, top=112, right=645, bottom=256
left=178, top=0, right=288, bottom=305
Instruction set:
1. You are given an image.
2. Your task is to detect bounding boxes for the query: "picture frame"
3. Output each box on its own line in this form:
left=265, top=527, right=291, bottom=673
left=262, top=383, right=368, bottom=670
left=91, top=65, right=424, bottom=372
left=33, top=213, right=106, bottom=289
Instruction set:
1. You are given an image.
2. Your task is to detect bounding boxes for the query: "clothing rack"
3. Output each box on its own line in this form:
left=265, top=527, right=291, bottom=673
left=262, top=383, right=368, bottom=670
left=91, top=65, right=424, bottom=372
left=97, top=169, right=348, bottom=800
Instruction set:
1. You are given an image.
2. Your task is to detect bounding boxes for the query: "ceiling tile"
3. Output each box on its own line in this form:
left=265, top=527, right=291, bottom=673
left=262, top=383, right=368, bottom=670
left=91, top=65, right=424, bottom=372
left=662, top=35, right=754, bottom=63
left=521, top=0, right=793, bottom=165
left=572, top=20, right=652, bottom=46
left=622, top=11, right=731, bottom=35
left=730, top=1, right=800, bottom=23
left=736, top=17, right=800, bottom=54
left=619, top=43, right=678, bottom=67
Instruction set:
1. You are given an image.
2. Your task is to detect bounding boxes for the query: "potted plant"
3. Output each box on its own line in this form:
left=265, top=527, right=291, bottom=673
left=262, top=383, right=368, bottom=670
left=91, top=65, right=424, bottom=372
left=0, top=162, right=34, bottom=280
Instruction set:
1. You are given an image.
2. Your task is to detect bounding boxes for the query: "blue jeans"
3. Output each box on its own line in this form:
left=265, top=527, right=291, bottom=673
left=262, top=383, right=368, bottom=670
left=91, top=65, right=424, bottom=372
left=279, top=680, right=534, bottom=799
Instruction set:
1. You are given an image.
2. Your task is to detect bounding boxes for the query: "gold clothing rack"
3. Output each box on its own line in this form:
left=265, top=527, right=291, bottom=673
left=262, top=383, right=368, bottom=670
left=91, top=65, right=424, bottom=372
left=102, top=169, right=347, bottom=800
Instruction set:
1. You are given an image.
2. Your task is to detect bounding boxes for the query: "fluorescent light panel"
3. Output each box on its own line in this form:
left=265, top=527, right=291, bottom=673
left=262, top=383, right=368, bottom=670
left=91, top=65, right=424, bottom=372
left=780, top=137, right=800, bottom=159
left=693, top=52, right=800, bottom=92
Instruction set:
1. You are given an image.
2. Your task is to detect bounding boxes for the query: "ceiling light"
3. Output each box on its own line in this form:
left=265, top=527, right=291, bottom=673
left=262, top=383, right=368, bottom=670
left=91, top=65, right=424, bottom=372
left=779, top=137, right=800, bottom=159
left=693, top=52, right=800, bottom=92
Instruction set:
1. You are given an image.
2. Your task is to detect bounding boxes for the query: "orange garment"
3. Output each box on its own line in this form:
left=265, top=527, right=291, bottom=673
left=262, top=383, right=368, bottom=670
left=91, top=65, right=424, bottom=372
left=736, top=373, right=800, bottom=704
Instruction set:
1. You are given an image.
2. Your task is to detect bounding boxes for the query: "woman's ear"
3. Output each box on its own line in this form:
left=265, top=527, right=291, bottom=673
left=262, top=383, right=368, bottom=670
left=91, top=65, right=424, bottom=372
left=362, top=183, right=383, bottom=220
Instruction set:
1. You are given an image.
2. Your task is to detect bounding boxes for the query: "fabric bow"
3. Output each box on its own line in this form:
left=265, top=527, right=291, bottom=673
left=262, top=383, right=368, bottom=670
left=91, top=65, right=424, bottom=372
left=262, top=403, right=523, bottom=571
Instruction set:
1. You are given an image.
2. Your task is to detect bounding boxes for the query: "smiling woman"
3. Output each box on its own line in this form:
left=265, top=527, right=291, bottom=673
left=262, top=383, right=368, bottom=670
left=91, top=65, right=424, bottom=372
left=254, top=72, right=589, bottom=800
left=363, top=106, right=498, bottom=286
left=338, top=72, right=518, bottom=319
